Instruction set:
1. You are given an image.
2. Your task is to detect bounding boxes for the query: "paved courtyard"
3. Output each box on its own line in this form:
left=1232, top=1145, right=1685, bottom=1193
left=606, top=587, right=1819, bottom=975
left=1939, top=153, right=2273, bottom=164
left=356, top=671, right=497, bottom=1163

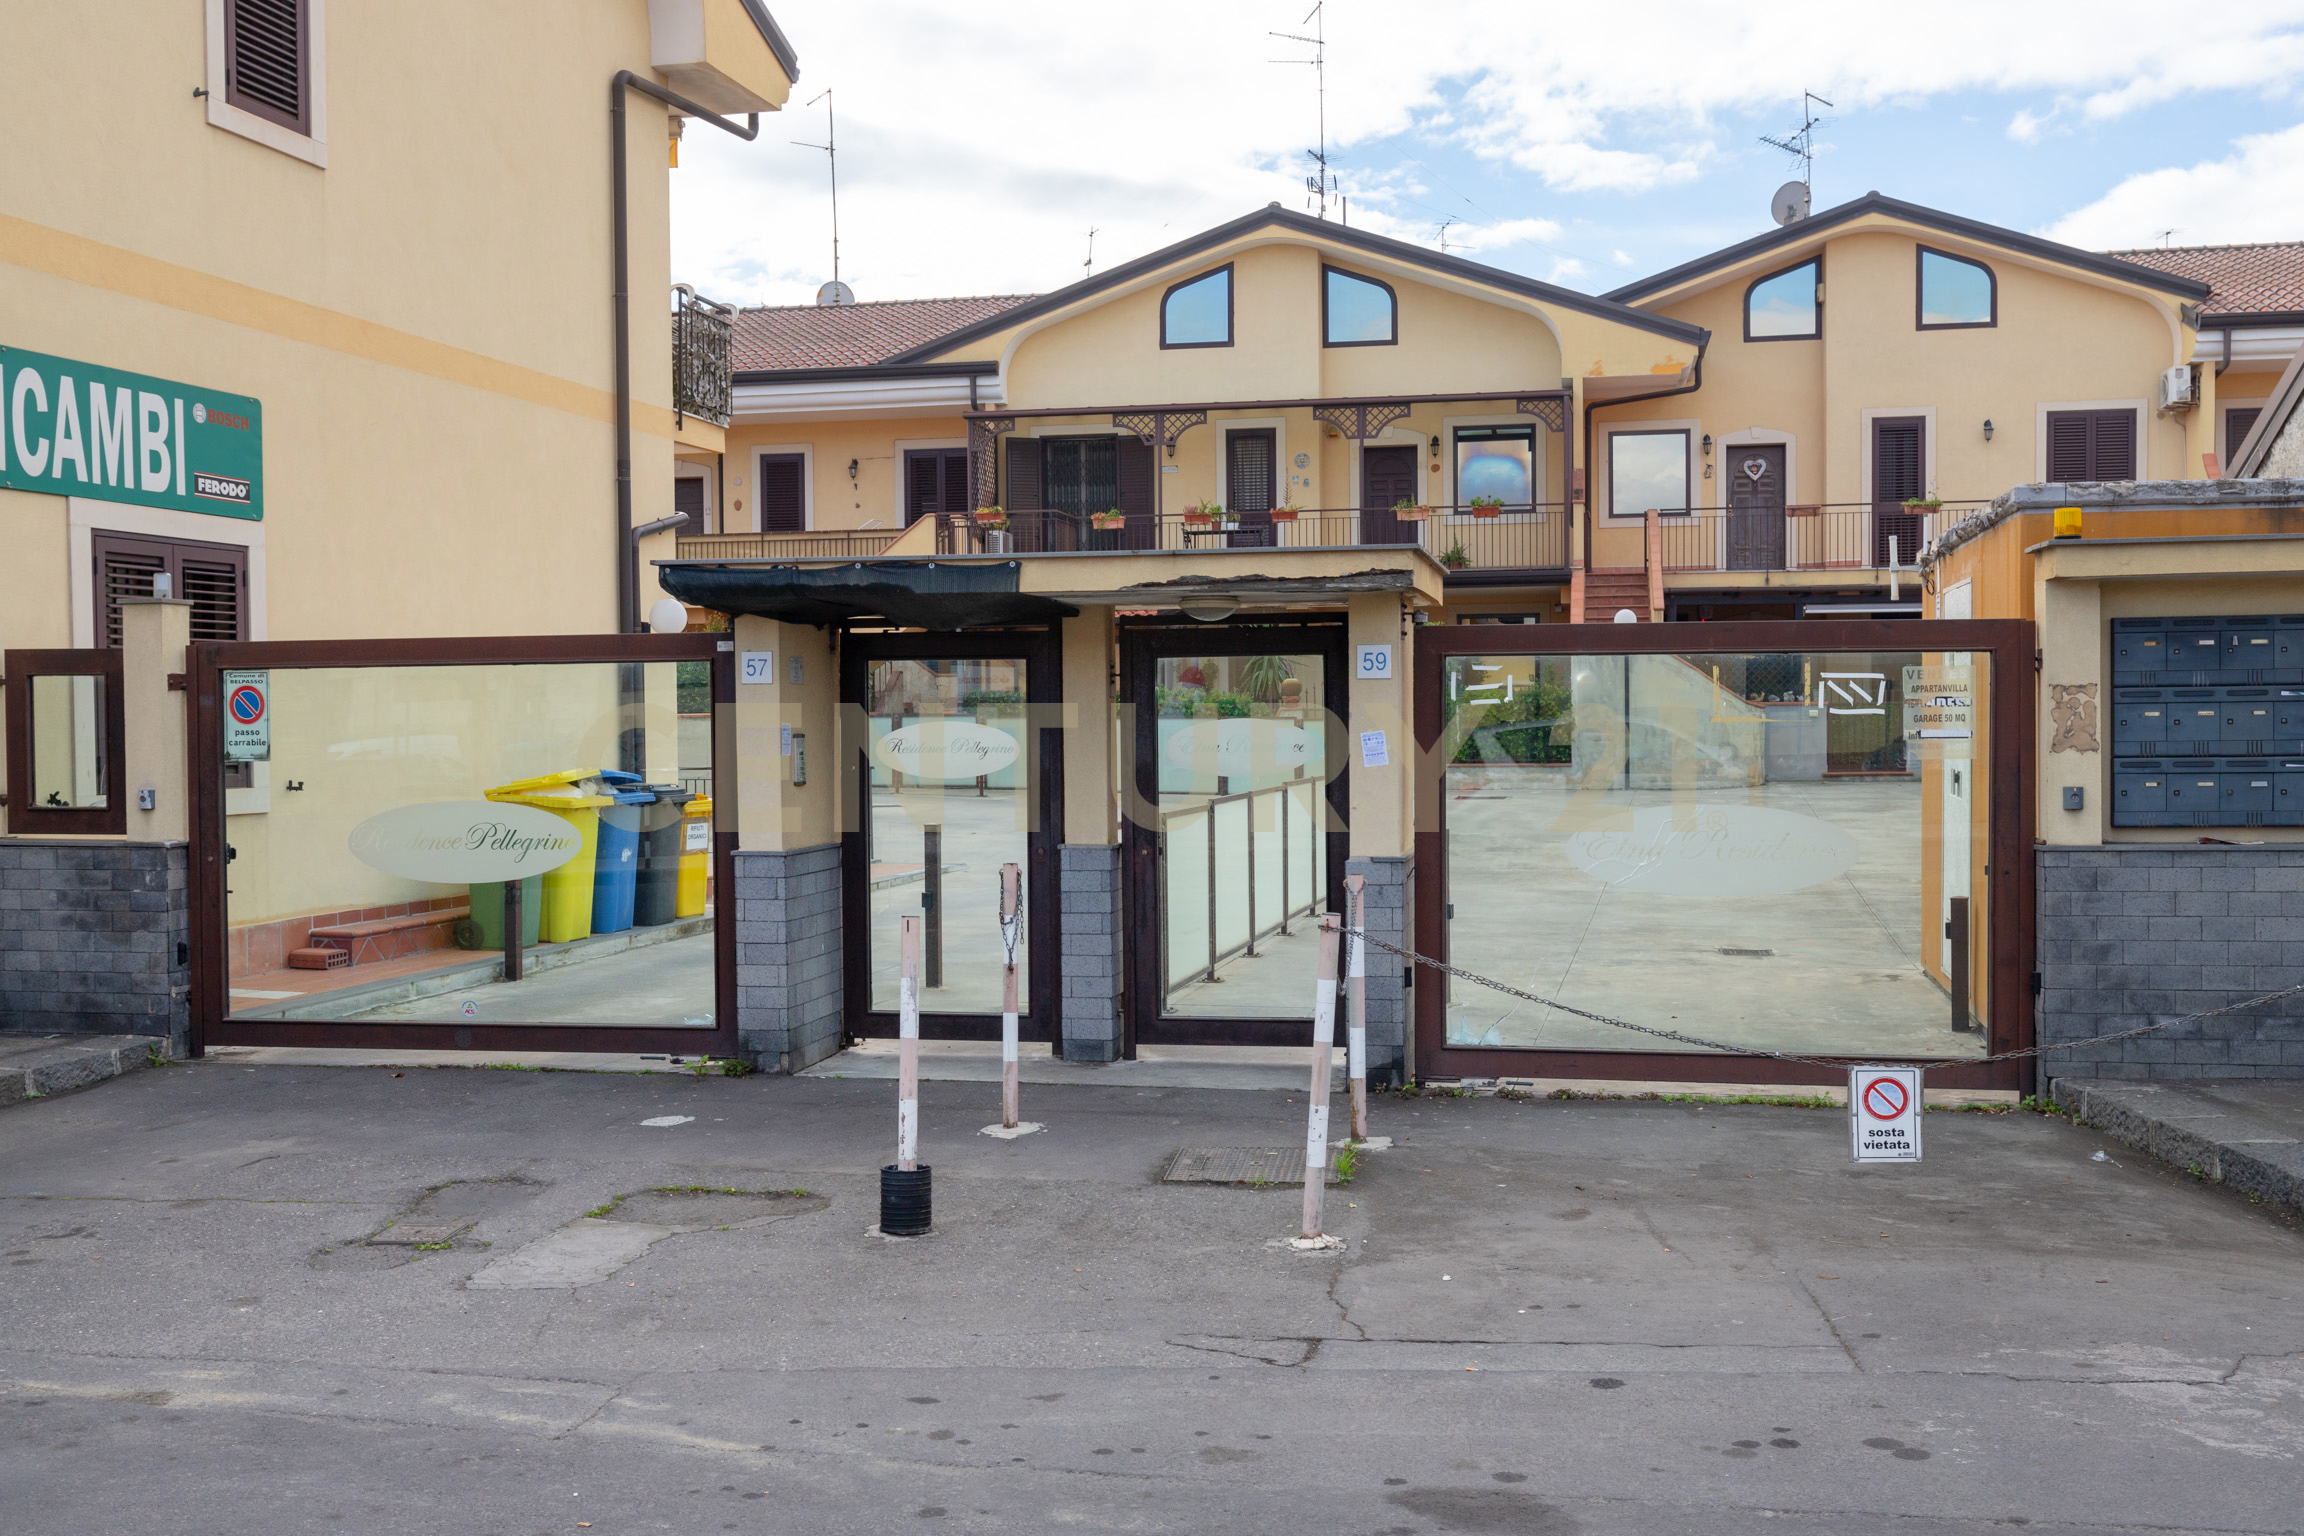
left=3, top=1061, right=2299, bottom=1533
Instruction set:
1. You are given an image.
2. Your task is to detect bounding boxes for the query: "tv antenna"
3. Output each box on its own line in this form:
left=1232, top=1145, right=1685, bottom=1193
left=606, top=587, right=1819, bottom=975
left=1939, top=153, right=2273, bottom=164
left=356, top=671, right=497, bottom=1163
left=1759, top=91, right=1831, bottom=186
left=792, top=89, right=850, bottom=303
left=2152, top=227, right=2180, bottom=247
left=1084, top=226, right=1099, bottom=278
left=1271, top=3, right=1336, bottom=218
left=1435, top=216, right=1458, bottom=254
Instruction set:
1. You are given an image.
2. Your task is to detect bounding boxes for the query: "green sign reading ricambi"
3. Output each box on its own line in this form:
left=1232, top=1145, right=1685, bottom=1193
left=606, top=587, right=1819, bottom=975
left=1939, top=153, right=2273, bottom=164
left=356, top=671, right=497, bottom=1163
left=0, top=346, right=262, bottom=520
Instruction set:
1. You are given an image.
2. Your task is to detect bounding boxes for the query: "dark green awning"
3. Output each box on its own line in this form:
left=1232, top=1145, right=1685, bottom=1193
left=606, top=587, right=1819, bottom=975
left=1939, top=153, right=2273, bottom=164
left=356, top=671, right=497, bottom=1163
left=656, top=560, right=1077, bottom=630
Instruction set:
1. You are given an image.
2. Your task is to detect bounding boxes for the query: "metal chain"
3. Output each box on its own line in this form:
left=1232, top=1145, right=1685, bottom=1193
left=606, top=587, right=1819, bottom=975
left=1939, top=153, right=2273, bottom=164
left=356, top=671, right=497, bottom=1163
left=1343, top=927, right=2304, bottom=1078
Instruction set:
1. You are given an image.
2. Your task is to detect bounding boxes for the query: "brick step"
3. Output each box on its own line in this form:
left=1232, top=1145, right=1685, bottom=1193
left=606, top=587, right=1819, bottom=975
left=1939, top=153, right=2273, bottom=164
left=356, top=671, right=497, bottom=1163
left=306, top=906, right=470, bottom=966
left=1583, top=567, right=1653, bottom=620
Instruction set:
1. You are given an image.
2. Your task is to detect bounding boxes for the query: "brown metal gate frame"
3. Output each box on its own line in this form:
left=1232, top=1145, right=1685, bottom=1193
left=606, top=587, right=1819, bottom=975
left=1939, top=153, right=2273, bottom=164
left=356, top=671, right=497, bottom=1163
left=840, top=626, right=1064, bottom=1044
left=1411, top=619, right=2037, bottom=1093
left=186, top=633, right=737, bottom=1057
left=1120, top=616, right=1350, bottom=1051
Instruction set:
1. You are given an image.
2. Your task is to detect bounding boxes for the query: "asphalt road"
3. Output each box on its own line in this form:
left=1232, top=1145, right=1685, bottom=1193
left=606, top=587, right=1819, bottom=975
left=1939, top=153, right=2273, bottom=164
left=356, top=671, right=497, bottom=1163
left=3, top=1062, right=2300, bottom=1534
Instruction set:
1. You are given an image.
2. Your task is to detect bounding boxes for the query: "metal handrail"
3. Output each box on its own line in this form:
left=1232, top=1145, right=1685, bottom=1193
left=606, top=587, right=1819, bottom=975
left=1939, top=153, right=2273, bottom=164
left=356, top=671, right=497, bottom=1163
left=1158, top=778, right=1323, bottom=998
left=942, top=504, right=1573, bottom=574
left=675, top=529, right=900, bottom=561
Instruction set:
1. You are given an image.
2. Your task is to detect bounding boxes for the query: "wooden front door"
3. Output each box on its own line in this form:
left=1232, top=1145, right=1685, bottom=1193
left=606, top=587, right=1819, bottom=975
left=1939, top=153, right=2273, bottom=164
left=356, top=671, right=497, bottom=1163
left=1360, top=444, right=1419, bottom=546
left=1871, top=417, right=1925, bottom=569
left=1725, top=445, right=1786, bottom=570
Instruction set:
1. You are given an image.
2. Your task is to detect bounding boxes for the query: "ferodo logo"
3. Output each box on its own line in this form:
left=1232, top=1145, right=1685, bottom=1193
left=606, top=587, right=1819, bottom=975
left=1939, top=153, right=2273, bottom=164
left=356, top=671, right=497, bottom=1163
left=193, top=471, right=251, bottom=504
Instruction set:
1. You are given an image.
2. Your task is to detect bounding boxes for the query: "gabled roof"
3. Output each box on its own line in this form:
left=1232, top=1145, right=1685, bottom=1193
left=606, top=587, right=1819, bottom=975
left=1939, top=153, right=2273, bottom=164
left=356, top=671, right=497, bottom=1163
left=732, top=295, right=1036, bottom=373
left=1601, top=192, right=2213, bottom=307
left=885, top=204, right=1709, bottom=364
left=2105, top=242, right=2304, bottom=323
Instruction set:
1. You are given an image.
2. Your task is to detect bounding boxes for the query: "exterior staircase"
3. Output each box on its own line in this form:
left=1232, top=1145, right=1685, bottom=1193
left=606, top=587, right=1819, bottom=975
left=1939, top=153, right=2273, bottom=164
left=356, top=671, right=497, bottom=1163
left=1582, top=567, right=1653, bottom=622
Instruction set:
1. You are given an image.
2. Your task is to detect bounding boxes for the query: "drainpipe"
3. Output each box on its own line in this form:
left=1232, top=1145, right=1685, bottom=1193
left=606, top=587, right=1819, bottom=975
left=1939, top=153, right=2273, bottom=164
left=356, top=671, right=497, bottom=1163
left=1580, top=342, right=1708, bottom=583
left=612, top=71, right=759, bottom=632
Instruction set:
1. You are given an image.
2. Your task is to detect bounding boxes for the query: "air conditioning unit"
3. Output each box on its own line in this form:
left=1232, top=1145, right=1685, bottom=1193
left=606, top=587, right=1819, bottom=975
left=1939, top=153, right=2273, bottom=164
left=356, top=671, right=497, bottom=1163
left=2159, top=364, right=2199, bottom=412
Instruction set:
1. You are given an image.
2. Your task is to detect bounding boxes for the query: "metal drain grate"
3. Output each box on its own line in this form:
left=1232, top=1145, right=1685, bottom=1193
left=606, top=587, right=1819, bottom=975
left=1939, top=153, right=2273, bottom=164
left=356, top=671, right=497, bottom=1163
left=1161, top=1147, right=1337, bottom=1186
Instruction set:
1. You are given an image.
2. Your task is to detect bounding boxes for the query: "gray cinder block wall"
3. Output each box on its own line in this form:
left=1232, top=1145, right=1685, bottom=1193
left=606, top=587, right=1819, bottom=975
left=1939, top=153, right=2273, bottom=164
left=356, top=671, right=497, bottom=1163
left=732, top=844, right=842, bottom=1072
left=1059, top=844, right=1122, bottom=1062
left=2038, top=847, right=2304, bottom=1079
left=1346, top=855, right=1410, bottom=1085
left=0, top=840, right=189, bottom=1054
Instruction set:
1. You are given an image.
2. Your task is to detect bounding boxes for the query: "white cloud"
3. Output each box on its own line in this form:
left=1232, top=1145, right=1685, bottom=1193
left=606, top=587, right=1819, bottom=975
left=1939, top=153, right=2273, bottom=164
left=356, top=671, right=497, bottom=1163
left=2007, top=107, right=2055, bottom=144
left=2041, top=122, right=2304, bottom=248
left=671, top=1, right=2304, bottom=307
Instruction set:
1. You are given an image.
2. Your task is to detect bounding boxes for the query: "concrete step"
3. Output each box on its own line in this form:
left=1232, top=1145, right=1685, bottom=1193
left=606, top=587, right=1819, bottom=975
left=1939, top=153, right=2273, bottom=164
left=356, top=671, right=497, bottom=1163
left=0, top=1033, right=166, bottom=1107
left=2051, top=1076, right=2304, bottom=1216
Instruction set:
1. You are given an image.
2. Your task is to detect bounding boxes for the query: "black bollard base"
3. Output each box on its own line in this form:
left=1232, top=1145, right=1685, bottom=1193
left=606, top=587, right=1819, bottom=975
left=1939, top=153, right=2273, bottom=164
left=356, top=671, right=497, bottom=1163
left=879, top=1164, right=932, bottom=1236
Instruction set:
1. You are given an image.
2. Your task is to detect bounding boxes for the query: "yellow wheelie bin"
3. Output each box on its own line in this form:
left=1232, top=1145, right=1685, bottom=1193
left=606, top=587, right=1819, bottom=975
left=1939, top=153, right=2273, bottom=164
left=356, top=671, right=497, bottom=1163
left=485, top=771, right=613, bottom=943
left=676, top=794, right=713, bottom=917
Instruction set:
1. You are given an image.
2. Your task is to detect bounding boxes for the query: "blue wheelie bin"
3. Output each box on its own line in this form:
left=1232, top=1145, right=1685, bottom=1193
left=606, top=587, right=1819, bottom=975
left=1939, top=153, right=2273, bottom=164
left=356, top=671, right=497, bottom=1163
left=585, top=771, right=654, bottom=935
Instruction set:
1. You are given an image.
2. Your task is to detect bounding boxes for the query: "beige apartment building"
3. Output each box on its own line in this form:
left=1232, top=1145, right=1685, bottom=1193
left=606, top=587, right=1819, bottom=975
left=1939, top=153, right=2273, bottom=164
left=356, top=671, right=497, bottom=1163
left=0, top=0, right=795, bottom=658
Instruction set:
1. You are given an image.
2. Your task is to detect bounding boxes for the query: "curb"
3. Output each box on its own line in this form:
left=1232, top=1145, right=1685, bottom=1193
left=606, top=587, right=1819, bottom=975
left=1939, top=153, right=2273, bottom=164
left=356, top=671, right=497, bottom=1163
left=0, top=1036, right=166, bottom=1108
left=2050, top=1077, right=2304, bottom=1214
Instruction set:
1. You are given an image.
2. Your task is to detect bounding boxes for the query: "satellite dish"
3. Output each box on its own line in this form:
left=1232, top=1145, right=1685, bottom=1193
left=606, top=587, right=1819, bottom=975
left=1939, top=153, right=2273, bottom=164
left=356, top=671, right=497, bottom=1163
left=815, top=280, right=856, bottom=307
left=1770, top=181, right=1810, bottom=226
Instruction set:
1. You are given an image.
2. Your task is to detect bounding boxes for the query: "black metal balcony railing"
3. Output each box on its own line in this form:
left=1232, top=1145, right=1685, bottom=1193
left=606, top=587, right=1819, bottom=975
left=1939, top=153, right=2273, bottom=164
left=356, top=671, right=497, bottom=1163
left=1649, top=502, right=1988, bottom=574
left=935, top=505, right=1572, bottom=576
left=672, top=286, right=733, bottom=428
left=675, top=528, right=903, bottom=561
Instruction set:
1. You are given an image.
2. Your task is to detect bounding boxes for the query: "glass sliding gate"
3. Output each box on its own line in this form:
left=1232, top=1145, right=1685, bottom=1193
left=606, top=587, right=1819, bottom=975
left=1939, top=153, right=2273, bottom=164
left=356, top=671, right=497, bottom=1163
left=841, top=629, right=1061, bottom=1042
left=1412, top=619, right=2035, bottom=1091
left=1122, top=620, right=1349, bottom=1048
left=188, top=634, right=734, bottom=1055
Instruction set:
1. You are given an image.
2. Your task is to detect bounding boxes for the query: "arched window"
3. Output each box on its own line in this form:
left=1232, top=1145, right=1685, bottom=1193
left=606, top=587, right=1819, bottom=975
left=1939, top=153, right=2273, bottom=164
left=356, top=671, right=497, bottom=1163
left=1160, top=266, right=1232, bottom=348
left=1917, top=247, right=1995, bottom=329
left=1324, top=266, right=1397, bottom=346
left=1744, top=258, right=1820, bottom=341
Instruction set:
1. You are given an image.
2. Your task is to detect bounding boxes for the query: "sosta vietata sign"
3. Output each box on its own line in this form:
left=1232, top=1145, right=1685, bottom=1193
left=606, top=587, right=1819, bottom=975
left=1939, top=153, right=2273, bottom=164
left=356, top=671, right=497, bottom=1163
left=347, top=802, right=586, bottom=884
left=0, top=346, right=262, bottom=519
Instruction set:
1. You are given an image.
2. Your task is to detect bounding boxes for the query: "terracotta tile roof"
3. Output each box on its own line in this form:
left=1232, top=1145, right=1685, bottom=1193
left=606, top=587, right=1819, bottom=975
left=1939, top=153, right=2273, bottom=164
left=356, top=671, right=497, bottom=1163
left=730, top=295, right=1037, bottom=372
left=2103, top=242, right=2304, bottom=319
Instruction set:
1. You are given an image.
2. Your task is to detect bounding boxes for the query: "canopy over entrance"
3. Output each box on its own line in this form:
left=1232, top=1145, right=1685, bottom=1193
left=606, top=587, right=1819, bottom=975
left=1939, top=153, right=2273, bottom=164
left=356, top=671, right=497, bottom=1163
left=659, top=559, right=1080, bottom=630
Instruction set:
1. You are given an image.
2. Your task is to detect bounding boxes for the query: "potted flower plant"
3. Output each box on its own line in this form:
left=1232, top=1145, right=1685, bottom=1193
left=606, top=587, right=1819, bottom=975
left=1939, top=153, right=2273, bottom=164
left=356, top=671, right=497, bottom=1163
left=972, top=505, right=1008, bottom=530
left=1269, top=502, right=1302, bottom=522
left=1467, top=495, right=1505, bottom=519
left=1393, top=498, right=1432, bottom=522
left=1900, top=495, right=1943, bottom=515
left=1439, top=541, right=1471, bottom=570
left=1091, top=508, right=1126, bottom=531
left=1182, top=502, right=1213, bottom=526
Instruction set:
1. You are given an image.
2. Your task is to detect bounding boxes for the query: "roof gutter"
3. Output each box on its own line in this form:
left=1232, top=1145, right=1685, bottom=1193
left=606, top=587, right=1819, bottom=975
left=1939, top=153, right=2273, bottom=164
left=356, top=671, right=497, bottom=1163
left=612, top=71, right=760, bottom=633
left=1579, top=344, right=1709, bottom=572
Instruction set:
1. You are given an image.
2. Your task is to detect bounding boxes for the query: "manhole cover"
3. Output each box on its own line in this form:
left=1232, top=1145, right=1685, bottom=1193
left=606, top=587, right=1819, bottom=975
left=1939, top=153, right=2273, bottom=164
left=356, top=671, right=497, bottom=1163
left=1161, top=1148, right=1336, bottom=1186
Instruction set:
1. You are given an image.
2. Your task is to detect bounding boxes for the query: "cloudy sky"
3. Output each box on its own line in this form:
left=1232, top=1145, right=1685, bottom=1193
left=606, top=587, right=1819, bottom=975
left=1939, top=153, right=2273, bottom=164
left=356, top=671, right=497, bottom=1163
left=669, top=1, right=2304, bottom=310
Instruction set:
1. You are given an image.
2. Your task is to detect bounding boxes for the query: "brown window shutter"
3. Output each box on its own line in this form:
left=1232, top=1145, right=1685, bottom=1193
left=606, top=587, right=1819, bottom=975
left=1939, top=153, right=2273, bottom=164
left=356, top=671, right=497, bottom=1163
left=1873, top=419, right=1923, bottom=502
left=2047, top=410, right=2135, bottom=480
left=225, top=0, right=310, bottom=135
left=2094, top=410, right=2135, bottom=480
left=1226, top=430, right=1276, bottom=513
left=939, top=451, right=970, bottom=514
left=756, top=455, right=805, bottom=533
left=903, top=451, right=938, bottom=525
left=94, top=536, right=168, bottom=649
left=92, top=530, right=249, bottom=646
left=1005, top=437, right=1044, bottom=511
left=181, top=552, right=248, bottom=642
left=1116, top=437, right=1154, bottom=515
left=2229, top=407, right=2262, bottom=456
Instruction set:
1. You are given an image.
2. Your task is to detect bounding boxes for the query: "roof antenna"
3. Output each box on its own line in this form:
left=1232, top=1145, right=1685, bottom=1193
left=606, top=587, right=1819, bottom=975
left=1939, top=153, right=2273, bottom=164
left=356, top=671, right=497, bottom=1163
left=1759, top=90, right=1831, bottom=226
left=1084, top=226, right=1099, bottom=278
left=1271, top=3, right=1334, bottom=219
left=1436, top=216, right=1458, bottom=254
left=2152, top=227, right=2180, bottom=247
left=793, top=89, right=852, bottom=305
